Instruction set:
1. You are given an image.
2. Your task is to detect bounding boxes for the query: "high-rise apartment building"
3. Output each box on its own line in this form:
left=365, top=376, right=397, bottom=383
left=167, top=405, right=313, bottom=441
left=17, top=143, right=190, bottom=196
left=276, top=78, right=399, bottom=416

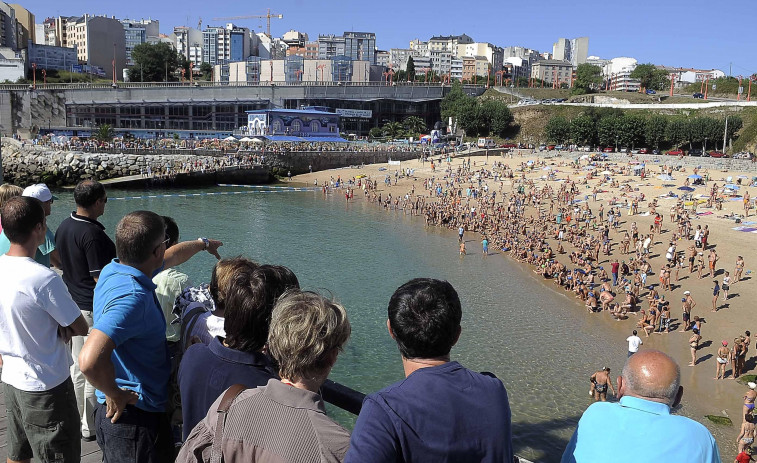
left=317, top=34, right=345, bottom=60
left=173, top=26, right=202, bottom=64
left=63, top=15, right=127, bottom=79
left=203, top=23, right=251, bottom=65
left=9, top=3, right=33, bottom=48
left=428, top=34, right=472, bottom=58
left=0, top=2, right=17, bottom=49
left=552, top=37, right=588, bottom=67
left=457, top=42, right=503, bottom=71
left=344, top=31, right=375, bottom=63
left=121, top=18, right=159, bottom=66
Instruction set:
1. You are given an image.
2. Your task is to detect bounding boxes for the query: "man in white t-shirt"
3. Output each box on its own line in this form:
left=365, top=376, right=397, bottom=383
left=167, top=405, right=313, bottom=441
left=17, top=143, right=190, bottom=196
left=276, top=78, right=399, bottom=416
left=0, top=196, right=88, bottom=462
left=627, top=330, right=643, bottom=357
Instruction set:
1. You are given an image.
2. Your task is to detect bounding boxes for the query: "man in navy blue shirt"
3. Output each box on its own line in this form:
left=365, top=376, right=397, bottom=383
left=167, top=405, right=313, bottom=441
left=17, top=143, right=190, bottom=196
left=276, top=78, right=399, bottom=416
left=346, top=278, right=514, bottom=463
left=178, top=263, right=299, bottom=439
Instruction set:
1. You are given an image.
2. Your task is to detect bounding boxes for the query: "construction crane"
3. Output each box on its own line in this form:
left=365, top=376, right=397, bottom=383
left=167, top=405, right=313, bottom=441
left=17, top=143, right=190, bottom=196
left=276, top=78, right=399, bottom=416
left=212, top=9, right=283, bottom=37
left=197, top=17, right=202, bottom=30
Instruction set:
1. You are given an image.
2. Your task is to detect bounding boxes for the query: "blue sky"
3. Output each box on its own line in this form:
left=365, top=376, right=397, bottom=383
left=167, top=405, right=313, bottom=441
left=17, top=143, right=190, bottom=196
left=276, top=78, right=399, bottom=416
left=29, top=0, right=756, bottom=76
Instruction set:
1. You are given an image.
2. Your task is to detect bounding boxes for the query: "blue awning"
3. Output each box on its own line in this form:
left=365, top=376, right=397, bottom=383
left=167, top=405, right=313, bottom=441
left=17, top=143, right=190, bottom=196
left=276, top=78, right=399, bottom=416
left=263, top=135, right=349, bottom=143
left=301, top=136, right=349, bottom=143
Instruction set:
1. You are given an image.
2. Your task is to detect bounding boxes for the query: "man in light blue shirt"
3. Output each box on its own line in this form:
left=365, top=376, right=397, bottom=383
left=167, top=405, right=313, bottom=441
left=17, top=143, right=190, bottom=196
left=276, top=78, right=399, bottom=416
left=562, top=350, right=720, bottom=463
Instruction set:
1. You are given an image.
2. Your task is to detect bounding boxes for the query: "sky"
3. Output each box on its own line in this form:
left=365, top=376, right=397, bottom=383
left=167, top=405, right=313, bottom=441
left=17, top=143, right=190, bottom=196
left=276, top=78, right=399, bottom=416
left=28, top=0, right=756, bottom=76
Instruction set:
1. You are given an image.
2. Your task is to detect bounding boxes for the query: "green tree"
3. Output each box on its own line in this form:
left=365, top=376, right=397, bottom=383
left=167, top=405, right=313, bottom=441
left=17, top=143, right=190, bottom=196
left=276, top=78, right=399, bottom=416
left=199, top=62, right=213, bottom=81
left=406, top=56, right=415, bottom=82
left=645, top=115, right=667, bottom=150
left=570, top=115, right=595, bottom=146
left=482, top=100, right=513, bottom=138
left=93, top=124, right=114, bottom=142
left=629, top=63, right=669, bottom=91
left=177, top=54, right=191, bottom=80
left=572, top=64, right=603, bottom=95
left=403, top=116, right=427, bottom=136
left=664, top=118, right=689, bottom=149
left=618, top=114, right=646, bottom=148
left=127, top=42, right=181, bottom=82
left=544, top=116, right=570, bottom=144
left=382, top=121, right=405, bottom=140
left=597, top=115, right=621, bottom=148
left=369, top=126, right=384, bottom=139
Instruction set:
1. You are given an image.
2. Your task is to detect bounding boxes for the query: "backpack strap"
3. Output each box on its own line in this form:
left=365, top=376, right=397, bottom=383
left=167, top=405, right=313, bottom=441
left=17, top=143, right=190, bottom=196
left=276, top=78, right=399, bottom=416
left=210, top=384, right=248, bottom=463
left=181, top=306, right=207, bottom=352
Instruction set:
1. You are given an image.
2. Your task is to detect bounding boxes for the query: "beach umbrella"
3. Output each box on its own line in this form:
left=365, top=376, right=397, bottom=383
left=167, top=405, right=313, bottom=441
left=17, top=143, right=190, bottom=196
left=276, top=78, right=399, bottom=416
left=239, top=137, right=252, bottom=142
left=223, top=136, right=237, bottom=142
left=677, top=186, right=695, bottom=191
left=725, top=184, right=740, bottom=190
left=250, top=138, right=264, bottom=144
left=657, top=174, right=674, bottom=181
left=632, top=165, right=644, bottom=170
left=688, top=174, right=702, bottom=179
left=600, top=170, right=613, bottom=175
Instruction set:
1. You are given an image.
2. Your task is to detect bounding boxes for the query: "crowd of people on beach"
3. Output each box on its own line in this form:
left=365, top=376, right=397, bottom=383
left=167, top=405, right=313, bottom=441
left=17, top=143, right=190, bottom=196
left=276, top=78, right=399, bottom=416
left=319, top=150, right=757, bottom=461
left=0, top=151, right=748, bottom=463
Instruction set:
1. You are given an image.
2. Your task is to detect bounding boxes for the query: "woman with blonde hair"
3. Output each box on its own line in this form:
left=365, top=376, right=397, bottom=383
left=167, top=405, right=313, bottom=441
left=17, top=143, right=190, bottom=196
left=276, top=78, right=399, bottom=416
left=178, top=289, right=352, bottom=462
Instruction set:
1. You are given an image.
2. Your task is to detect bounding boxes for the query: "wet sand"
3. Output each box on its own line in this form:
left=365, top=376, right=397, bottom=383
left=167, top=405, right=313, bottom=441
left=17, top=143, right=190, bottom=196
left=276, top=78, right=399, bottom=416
left=292, top=150, right=757, bottom=459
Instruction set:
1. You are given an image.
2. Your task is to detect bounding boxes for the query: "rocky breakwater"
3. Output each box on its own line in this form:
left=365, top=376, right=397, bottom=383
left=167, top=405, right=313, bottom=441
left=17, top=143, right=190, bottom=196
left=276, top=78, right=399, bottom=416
left=1, top=138, right=221, bottom=186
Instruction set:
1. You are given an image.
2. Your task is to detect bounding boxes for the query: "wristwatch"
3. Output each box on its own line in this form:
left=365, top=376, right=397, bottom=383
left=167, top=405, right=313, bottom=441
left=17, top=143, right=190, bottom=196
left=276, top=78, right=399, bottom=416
left=198, top=237, right=209, bottom=250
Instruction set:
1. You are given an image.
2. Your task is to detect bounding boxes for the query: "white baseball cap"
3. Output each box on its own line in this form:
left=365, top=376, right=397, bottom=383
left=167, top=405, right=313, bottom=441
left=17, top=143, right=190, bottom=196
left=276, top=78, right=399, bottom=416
left=22, top=184, right=57, bottom=202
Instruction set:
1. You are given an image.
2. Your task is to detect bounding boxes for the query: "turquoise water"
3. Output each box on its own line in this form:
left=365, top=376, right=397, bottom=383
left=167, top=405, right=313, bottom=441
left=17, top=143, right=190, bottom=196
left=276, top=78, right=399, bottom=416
left=46, top=186, right=711, bottom=462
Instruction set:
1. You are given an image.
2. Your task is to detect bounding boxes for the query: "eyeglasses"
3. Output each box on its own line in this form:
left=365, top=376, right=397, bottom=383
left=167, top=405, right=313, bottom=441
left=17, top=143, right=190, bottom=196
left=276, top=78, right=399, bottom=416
left=153, top=234, right=170, bottom=254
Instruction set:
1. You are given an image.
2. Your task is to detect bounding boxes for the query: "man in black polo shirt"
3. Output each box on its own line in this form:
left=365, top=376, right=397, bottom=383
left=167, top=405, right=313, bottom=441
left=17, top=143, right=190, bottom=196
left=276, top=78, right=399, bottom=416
left=55, top=180, right=115, bottom=441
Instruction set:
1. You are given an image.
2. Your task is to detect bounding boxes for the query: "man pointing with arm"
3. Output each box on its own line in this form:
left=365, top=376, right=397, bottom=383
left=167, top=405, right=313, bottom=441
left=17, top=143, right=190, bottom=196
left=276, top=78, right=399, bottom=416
left=79, top=211, right=221, bottom=463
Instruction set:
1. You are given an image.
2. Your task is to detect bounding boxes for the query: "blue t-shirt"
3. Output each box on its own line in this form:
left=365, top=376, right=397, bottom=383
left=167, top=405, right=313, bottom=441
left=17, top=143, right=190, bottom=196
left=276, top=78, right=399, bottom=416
left=561, top=396, right=720, bottom=463
left=346, top=361, right=513, bottom=463
left=0, top=227, right=56, bottom=267
left=93, top=259, right=171, bottom=412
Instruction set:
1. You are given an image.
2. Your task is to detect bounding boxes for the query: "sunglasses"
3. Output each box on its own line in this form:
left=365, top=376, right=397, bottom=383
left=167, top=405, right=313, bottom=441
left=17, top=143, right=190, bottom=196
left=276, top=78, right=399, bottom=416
left=153, top=234, right=170, bottom=253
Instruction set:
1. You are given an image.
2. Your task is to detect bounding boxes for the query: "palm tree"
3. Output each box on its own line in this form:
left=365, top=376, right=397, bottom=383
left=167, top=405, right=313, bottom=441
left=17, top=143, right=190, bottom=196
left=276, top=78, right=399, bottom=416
left=382, top=121, right=405, bottom=140
left=403, top=116, right=427, bottom=137
left=93, top=124, right=114, bottom=142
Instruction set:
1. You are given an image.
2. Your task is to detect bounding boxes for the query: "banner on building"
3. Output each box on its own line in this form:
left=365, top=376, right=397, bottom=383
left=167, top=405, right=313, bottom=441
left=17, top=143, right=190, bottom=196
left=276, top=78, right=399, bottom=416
left=335, top=109, right=373, bottom=118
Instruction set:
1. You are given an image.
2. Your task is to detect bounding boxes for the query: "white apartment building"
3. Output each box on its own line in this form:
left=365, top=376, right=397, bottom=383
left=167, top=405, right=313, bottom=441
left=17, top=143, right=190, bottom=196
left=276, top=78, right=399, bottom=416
left=173, top=26, right=202, bottom=63
left=64, top=15, right=126, bottom=79
left=552, top=37, right=588, bottom=67
left=428, top=34, right=472, bottom=58
left=457, top=42, right=503, bottom=71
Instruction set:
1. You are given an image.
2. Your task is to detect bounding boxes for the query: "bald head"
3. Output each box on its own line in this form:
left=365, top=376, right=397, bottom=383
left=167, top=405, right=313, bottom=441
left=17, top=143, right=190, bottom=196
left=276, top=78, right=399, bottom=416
left=621, top=350, right=681, bottom=406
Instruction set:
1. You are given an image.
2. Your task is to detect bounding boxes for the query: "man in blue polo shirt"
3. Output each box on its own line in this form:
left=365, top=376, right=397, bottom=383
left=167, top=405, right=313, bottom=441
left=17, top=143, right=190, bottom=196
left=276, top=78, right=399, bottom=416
left=561, top=350, right=720, bottom=463
left=78, top=211, right=222, bottom=463
left=346, top=278, right=513, bottom=463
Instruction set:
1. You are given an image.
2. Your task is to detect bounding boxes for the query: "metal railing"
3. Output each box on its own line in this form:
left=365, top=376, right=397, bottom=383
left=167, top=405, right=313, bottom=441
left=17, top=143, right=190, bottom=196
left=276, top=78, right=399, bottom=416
left=0, top=81, right=485, bottom=91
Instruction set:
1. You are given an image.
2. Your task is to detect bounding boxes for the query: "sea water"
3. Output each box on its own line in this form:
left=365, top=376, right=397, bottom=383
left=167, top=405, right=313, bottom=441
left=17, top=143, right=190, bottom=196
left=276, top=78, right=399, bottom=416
left=48, top=186, right=727, bottom=462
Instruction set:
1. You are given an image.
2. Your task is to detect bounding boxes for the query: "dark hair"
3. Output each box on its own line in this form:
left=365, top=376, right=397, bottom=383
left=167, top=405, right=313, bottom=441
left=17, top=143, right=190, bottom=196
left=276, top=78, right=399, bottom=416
left=1, top=196, right=44, bottom=244
left=115, top=211, right=165, bottom=265
left=387, top=278, right=462, bottom=359
left=73, top=180, right=106, bottom=209
left=162, top=216, right=179, bottom=247
left=224, top=264, right=300, bottom=353
left=209, top=257, right=257, bottom=312
left=633, top=330, right=638, bottom=335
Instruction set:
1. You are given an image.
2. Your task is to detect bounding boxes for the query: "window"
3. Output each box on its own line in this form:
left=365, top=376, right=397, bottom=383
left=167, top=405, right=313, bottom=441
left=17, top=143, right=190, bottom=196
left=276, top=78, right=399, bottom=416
left=291, top=120, right=301, bottom=132
left=310, top=120, right=320, bottom=132
left=272, top=119, right=282, bottom=133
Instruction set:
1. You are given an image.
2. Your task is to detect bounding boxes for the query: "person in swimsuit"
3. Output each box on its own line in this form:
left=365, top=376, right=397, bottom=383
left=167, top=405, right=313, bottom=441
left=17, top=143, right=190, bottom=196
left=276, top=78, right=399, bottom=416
left=689, top=329, right=701, bottom=366
left=735, top=256, right=745, bottom=284
left=589, top=367, right=616, bottom=402
left=716, top=341, right=730, bottom=380
left=459, top=241, right=466, bottom=256
left=743, top=382, right=757, bottom=421
left=737, top=414, right=756, bottom=454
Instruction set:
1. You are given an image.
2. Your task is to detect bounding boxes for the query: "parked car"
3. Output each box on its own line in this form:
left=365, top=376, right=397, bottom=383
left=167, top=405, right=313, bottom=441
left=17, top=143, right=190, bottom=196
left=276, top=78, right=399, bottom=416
left=603, top=147, right=614, bottom=153
left=693, top=93, right=704, bottom=99
left=456, top=144, right=469, bottom=152
left=645, top=89, right=657, bottom=95
left=554, top=144, right=564, bottom=150
left=631, top=148, right=640, bottom=154
left=666, top=149, right=684, bottom=156
left=734, top=151, right=754, bottom=160
left=500, top=143, right=518, bottom=149
left=639, top=148, right=649, bottom=154
left=547, top=145, right=556, bottom=151
left=688, top=148, right=703, bottom=157
left=708, top=151, right=726, bottom=158
left=538, top=144, right=547, bottom=151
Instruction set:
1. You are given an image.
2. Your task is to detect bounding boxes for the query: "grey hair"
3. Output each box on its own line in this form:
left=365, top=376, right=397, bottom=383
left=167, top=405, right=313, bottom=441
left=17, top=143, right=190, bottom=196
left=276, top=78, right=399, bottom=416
left=267, top=289, right=351, bottom=382
left=622, top=354, right=681, bottom=404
